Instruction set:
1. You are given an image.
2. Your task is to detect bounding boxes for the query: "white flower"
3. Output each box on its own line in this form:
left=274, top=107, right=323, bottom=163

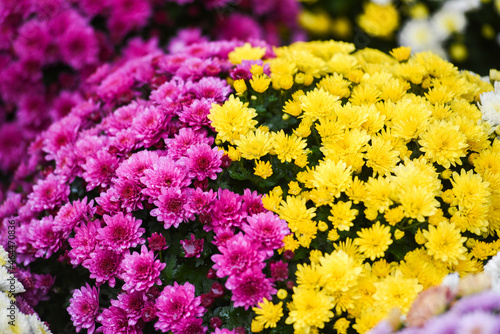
left=431, top=9, right=467, bottom=40
left=442, top=0, right=480, bottom=12
left=478, top=81, right=500, bottom=132
left=484, top=250, right=500, bottom=292
left=27, top=314, right=53, bottom=334
left=0, top=245, right=9, bottom=267
left=370, top=0, right=392, bottom=5
left=398, top=19, right=447, bottom=58
left=440, top=272, right=460, bottom=294
left=0, top=267, right=24, bottom=294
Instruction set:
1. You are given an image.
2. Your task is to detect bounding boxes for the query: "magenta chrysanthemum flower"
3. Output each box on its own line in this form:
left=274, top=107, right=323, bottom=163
left=187, top=188, right=216, bottom=216
left=211, top=233, right=266, bottom=278
left=59, top=24, right=98, bottom=69
left=110, top=178, right=145, bottom=212
left=151, top=187, right=194, bottom=229
left=241, top=189, right=266, bottom=216
left=28, top=215, right=63, bottom=259
left=83, top=247, right=123, bottom=287
left=82, top=150, right=121, bottom=191
left=182, top=143, right=223, bottom=181
left=225, top=267, right=276, bottom=310
left=242, top=211, right=290, bottom=252
left=95, top=188, right=122, bottom=214
left=179, top=98, right=212, bottom=129
left=74, top=134, right=108, bottom=164
left=173, top=317, right=207, bottom=334
left=107, top=102, right=145, bottom=135
left=270, top=260, right=289, bottom=281
left=140, top=156, right=189, bottom=198
left=121, top=245, right=165, bottom=293
left=110, top=291, right=147, bottom=326
left=68, top=220, right=101, bottom=267
left=13, top=20, right=51, bottom=61
left=155, top=282, right=205, bottom=333
left=54, top=144, right=79, bottom=183
left=110, top=128, right=139, bottom=154
left=97, top=212, right=145, bottom=252
left=97, top=306, right=142, bottom=334
left=68, top=283, right=100, bottom=334
left=180, top=234, right=204, bottom=258
left=165, top=127, right=213, bottom=160
left=132, top=105, right=170, bottom=148
left=42, top=115, right=81, bottom=160
left=192, top=77, right=231, bottom=103
left=211, top=189, right=245, bottom=232
left=148, top=232, right=168, bottom=251
left=27, top=174, right=70, bottom=212
left=150, top=78, right=184, bottom=114
left=116, top=150, right=160, bottom=182
left=54, top=197, right=95, bottom=236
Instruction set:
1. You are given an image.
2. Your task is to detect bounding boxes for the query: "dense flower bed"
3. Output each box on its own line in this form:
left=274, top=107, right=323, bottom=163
left=0, top=0, right=302, bottom=180
left=208, top=41, right=499, bottom=332
left=0, top=39, right=298, bottom=333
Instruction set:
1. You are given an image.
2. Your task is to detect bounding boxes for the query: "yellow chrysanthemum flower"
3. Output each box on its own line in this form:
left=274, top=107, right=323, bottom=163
left=423, top=221, right=467, bottom=265
left=354, top=221, right=393, bottom=261
left=250, top=74, right=271, bottom=93
left=390, top=46, right=411, bottom=62
left=398, top=185, right=440, bottom=222
left=228, top=42, right=266, bottom=64
left=234, top=128, right=272, bottom=160
left=311, top=159, right=352, bottom=199
left=208, top=96, right=257, bottom=143
left=328, top=201, right=358, bottom=231
left=254, top=160, right=273, bottom=179
left=252, top=299, right=283, bottom=329
left=319, top=250, right=363, bottom=293
left=285, top=286, right=334, bottom=332
left=278, top=195, right=316, bottom=234
left=399, top=248, right=449, bottom=289
left=384, top=206, right=405, bottom=226
left=296, top=262, right=326, bottom=289
left=419, top=121, right=468, bottom=168
left=271, top=130, right=308, bottom=163
left=300, top=88, right=341, bottom=121
left=333, top=318, right=351, bottom=334
left=365, top=136, right=400, bottom=176
left=358, top=3, right=399, bottom=38
left=373, top=270, right=423, bottom=314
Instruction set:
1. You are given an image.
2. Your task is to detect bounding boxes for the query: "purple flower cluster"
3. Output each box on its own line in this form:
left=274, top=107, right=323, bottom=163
left=1, top=39, right=290, bottom=333
left=0, top=0, right=302, bottom=179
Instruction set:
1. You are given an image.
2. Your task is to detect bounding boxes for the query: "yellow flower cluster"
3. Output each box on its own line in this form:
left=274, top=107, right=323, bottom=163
left=209, top=41, right=498, bottom=333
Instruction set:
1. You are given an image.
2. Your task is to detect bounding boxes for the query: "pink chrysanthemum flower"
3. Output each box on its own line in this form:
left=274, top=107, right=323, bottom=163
left=54, top=144, right=79, bottom=183
left=97, top=67, right=134, bottom=102
left=179, top=98, right=212, bottom=129
left=211, top=189, right=245, bottom=232
left=110, top=291, right=147, bottom=326
left=97, top=306, right=142, bottom=334
left=110, top=128, right=139, bottom=154
left=116, top=150, right=160, bottom=182
left=211, top=233, right=266, bottom=278
left=151, top=187, right=194, bottom=229
left=27, top=174, right=70, bottom=212
left=148, top=232, right=168, bottom=251
left=225, top=267, right=276, bottom=310
left=28, top=216, right=63, bottom=259
left=187, top=188, right=216, bottom=216
left=13, top=19, right=51, bottom=61
left=82, top=150, right=121, bottom=191
left=69, top=220, right=101, bottom=267
left=165, top=127, right=212, bottom=160
left=192, top=77, right=231, bottom=103
left=59, top=24, right=98, bottom=69
left=242, top=211, right=290, bottom=253
left=110, top=178, right=145, bottom=212
left=182, top=143, right=223, bottom=181
left=241, top=189, right=267, bottom=216
left=68, top=283, right=100, bottom=334
left=132, top=106, right=170, bottom=148
left=42, top=115, right=81, bottom=160
left=140, top=156, right=189, bottom=199
left=95, top=188, right=122, bottom=214
left=270, top=260, right=289, bottom=281
left=121, top=245, right=165, bottom=293
left=180, top=234, right=204, bottom=258
left=212, top=227, right=235, bottom=247
left=155, top=282, right=205, bottom=333
left=97, top=212, right=145, bottom=252
left=174, top=317, right=207, bottom=334
left=54, top=197, right=95, bottom=236
left=74, top=134, right=108, bottom=164
left=106, top=102, right=145, bottom=135
left=150, top=78, right=184, bottom=114
left=83, top=247, right=123, bottom=287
